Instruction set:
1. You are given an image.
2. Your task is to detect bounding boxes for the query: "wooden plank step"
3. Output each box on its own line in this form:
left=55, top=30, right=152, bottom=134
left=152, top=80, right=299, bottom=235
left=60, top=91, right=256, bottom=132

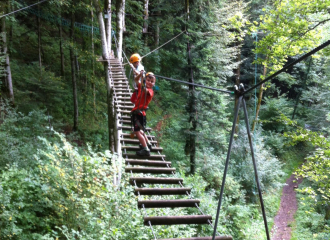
left=135, top=188, right=191, bottom=196
left=121, top=138, right=157, bottom=144
left=116, top=106, right=134, bottom=111
left=125, top=167, right=175, bottom=174
left=121, top=133, right=155, bottom=138
left=138, top=199, right=200, bottom=208
left=157, top=237, right=233, bottom=240
left=114, top=97, right=131, bottom=101
left=114, top=88, right=131, bottom=91
left=117, top=105, right=135, bottom=110
left=122, top=145, right=162, bottom=152
left=130, top=177, right=183, bottom=185
left=123, top=153, right=165, bottom=160
left=117, top=110, right=131, bottom=114
left=120, top=116, right=133, bottom=120
left=115, top=92, right=131, bottom=96
left=119, top=120, right=133, bottom=124
left=115, top=100, right=132, bottom=104
left=143, top=215, right=211, bottom=225
left=126, top=159, right=170, bottom=167
left=120, top=126, right=152, bottom=131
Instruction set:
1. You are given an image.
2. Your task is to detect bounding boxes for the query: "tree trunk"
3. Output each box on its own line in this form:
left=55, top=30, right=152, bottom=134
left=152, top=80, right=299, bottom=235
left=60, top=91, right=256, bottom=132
left=91, top=1, right=96, bottom=114
left=143, top=0, right=149, bottom=33
left=70, top=9, right=78, bottom=131
left=252, top=65, right=268, bottom=131
left=116, top=0, right=125, bottom=60
left=185, top=0, right=196, bottom=175
left=93, top=0, right=114, bottom=151
left=187, top=41, right=196, bottom=175
left=59, top=9, right=65, bottom=78
left=234, top=41, right=242, bottom=133
left=104, top=0, right=111, bottom=56
left=37, top=0, right=42, bottom=70
left=1, top=14, right=14, bottom=103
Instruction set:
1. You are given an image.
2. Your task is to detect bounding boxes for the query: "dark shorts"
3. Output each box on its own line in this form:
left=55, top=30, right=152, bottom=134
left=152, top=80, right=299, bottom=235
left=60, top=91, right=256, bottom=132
left=132, top=112, right=146, bottom=132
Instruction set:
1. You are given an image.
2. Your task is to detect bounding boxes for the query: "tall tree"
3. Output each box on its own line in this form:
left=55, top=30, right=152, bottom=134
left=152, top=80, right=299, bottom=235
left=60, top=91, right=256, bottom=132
left=69, top=7, right=78, bottom=131
left=116, top=0, right=125, bottom=60
left=1, top=4, right=14, bottom=103
left=93, top=0, right=114, bottom=151
left=251, top=0, right=330, bottom=131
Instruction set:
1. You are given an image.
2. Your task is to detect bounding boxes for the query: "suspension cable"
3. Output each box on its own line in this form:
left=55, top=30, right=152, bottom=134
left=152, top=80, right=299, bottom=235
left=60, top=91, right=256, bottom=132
left=141, top=30, right=186, bottom=59
left=244, top=38, right=330, bottom=95
left=0, top=0, right=50, bottom=18
left=154, top=74, right=234, bottom=94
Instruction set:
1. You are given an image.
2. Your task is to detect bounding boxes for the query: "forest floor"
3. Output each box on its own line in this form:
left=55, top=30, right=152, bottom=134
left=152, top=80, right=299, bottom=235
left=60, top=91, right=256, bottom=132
left=271, top=174, right=302, bottom=240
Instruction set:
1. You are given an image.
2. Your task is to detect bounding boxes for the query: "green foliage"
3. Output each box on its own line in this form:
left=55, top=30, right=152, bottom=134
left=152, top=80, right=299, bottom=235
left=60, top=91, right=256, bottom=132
left=291, top=182, right=330, bottom=240
left=0, top=102, right=56, bottom=168
left=251, top=0, right=330, bottom=76
left=230, top=126, right=284, bottom=195
left=284, top=121, right=330, bottom=235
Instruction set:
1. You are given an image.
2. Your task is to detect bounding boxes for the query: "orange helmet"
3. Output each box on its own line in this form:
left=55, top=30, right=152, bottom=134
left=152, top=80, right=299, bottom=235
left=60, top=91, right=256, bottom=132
left=130, top=53, right=141, bottom=63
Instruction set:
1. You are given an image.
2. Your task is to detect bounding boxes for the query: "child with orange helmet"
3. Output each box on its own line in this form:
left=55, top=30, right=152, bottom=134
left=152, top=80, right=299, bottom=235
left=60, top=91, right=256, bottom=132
left=131, top=72, right=156, bottom=156
left=129, top=53, right=144, bottom=92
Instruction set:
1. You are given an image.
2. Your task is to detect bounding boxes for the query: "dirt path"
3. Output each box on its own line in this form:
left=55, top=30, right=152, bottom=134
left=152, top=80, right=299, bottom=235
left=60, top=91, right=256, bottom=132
left=271, top=174, right=302, bottom=240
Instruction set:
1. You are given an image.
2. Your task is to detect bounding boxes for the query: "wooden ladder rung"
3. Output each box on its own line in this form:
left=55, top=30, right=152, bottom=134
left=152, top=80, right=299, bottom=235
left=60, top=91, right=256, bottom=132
left=121, top=126, right=152, bottom=131
left=157, top=236, right=233, bottom=240
left=121, top=138, right=157, bottom=144
left=123, top=153, right=165, bottom=160
left=122, top=146, right=162, bottom=152
left=135, top=187, right=191, bottom=196
left=126, top=159, right=171, bottom=167
left=143, top=215, right=211, bottom=225
left=125, top=167, right=175, bottom=174
left=138, top=199, right=200, bottom=208
left=129, top=177, right=183, bottom=185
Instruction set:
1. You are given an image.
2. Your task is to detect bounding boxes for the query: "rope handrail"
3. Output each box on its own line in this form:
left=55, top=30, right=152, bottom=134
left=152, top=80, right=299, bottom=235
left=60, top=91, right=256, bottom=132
left=141, top=30, right=186, bottom=59
left=0, top=0, right=50, bottom=18
left=154, top=74, right=234, bottom=94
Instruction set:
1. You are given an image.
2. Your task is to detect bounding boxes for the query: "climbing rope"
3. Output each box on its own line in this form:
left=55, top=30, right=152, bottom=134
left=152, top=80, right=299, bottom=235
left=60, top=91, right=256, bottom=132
left=0, top=0, right=50, bottom=18
left=154, top=74, right=234, bottom=94
left=141, top=30, right=186, bottom=59
left=121, top=30, right=186, bottom=66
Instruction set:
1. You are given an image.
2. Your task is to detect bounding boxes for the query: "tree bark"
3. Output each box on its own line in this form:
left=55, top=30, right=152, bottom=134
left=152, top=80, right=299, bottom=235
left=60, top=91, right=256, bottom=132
left=143, top=0, right=149, bottom=33
left=93, top=0, right=114, bottom=151
left=185, top=0, right=196, bottom=175
left=91, top=1, right=96, bottom=114
left=116, top=0, right=125, bottom=60
left=59, top=9, right=65, bottom=78
left=70, top=9, right=78, bottom=131
left=1, top=13, right=14, bottom=103
left=37, top=0, right=42, bottom=70
left=234, top=41, right=242, bottom=133
left=252, top=64, right=268, bottom=131
left=104, top=0, right=111, bottom=56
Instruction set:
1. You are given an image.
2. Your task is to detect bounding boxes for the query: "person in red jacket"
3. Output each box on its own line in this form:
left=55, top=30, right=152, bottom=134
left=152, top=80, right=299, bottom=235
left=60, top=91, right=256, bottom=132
left=131, top=72, right=156, bottom=156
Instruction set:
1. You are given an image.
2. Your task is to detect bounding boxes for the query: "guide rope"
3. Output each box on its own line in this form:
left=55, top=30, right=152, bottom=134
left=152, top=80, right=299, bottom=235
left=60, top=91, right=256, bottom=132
left=0, top=0, right=50, bottom=18
left=141, top=30, right=186, bottom=59
left=154, top=74, right=234, bottom=94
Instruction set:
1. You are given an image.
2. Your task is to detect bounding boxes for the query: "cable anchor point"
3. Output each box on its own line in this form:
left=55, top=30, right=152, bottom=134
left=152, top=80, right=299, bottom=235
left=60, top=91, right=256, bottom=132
left=234, top=83, right=245, bottom=96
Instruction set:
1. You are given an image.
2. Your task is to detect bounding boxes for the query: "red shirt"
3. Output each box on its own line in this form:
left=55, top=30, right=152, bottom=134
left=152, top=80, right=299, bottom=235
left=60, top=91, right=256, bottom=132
left=132, top=83, right=154, bottom=116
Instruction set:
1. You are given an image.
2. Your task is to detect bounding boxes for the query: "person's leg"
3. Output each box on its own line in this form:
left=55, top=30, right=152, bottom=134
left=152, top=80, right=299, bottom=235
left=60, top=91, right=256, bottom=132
left=135, top=130, right=147, bottom=148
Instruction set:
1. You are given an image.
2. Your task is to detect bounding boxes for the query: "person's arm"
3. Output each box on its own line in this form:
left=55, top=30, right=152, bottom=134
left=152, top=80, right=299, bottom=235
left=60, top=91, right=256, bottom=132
left=134, top=70, right=144, bottom=85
